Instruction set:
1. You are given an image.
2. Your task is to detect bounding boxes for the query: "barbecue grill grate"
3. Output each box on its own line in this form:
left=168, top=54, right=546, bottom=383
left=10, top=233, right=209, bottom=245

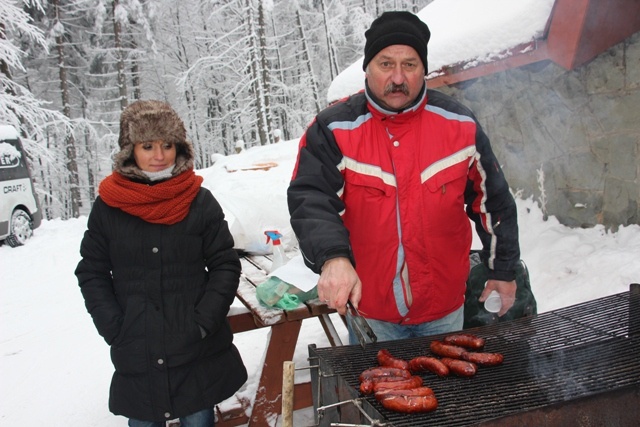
left=310, top=287, right=640, bottom=426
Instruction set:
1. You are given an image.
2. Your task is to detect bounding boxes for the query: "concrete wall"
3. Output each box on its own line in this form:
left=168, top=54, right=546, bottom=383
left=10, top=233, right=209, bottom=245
left=439, top=32, right=640, bottom=228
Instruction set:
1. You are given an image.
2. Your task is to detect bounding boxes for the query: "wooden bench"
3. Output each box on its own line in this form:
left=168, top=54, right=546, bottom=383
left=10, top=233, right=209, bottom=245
left=216, top=254, right=343, bottom=426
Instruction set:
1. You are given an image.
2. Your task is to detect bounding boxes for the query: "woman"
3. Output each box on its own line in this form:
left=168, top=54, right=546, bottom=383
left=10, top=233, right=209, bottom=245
left=75, top=100, right=247, bottom=426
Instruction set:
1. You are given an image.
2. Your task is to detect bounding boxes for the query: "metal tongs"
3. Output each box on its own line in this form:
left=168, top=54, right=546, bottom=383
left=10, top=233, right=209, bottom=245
left=347, top=300, right=377, bottom=349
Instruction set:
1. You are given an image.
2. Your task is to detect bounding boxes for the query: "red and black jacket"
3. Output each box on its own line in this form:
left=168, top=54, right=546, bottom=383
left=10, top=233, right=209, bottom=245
left=288, top=84, right=520, bottom=324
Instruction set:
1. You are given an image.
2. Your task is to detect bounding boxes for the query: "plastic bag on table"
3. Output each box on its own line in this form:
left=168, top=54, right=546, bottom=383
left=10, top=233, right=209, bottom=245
left=256, top=276, right=318, bottom=311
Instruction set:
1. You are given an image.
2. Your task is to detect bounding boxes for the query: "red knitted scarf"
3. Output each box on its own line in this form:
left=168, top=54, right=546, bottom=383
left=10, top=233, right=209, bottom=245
left=99, top=170, right=204, bottom=225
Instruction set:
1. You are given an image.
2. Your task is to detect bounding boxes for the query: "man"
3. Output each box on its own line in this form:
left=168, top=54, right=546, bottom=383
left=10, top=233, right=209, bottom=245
left=287, top=11, right=520, bottom=344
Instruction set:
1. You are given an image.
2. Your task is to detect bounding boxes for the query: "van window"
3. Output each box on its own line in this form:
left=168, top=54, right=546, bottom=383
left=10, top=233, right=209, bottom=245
left=0, top=125, right=42, bottom=247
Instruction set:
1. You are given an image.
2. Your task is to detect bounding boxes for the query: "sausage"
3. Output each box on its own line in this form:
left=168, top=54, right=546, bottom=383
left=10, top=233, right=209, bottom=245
left=359, top=367, right=411, bottom=382
left=443, top=333, right=486, bottom=350
left=372, top=375, right=423, bottom=392
left=360, top=379, right=374, bottom=395
left=429, top=340, right=467, bottom=359
left=377, top=349, right=410, bottom=370
left=378, top=394, right=438, bottom=413
left=360, top=375, right=414, bottom=395
left=375, top=386, right=435, bottom=400
left=462, top=351, right=504, bottom=367
left=408, top=356, right=450, bottom=377
left=441, top=357, right=477, bottom=377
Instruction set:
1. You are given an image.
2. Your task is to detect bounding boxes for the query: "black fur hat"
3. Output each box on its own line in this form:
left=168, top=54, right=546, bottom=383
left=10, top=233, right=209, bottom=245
left=363, top=11, right=431, bottom=72
left=114, top=100, right=194, bottom=180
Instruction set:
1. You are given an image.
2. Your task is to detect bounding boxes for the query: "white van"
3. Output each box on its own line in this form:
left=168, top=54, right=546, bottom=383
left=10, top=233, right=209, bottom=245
left=0, top=125, right=42, bottom=247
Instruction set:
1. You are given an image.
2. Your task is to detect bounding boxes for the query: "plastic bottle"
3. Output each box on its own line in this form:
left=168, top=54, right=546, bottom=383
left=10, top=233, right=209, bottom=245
left=484, top=281, right=502, bottom=313
left=264, top=230, right=289, bottom=272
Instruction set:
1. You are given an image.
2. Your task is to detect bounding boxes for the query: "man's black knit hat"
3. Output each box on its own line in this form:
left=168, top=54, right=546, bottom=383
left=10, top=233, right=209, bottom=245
left=362, top=11, right=431, bottom=72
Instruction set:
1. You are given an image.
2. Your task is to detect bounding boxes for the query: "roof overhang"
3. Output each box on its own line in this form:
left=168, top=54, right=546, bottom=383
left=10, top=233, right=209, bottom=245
left=427, top=0, right=640, bottom=88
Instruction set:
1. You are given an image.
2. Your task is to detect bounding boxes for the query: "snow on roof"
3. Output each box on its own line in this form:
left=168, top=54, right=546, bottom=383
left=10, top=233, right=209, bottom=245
left=327, top=0, right=555, bottom=103
left=0, top=142, right=22, bottom=162
left=0, top=125, right=19, bottom=141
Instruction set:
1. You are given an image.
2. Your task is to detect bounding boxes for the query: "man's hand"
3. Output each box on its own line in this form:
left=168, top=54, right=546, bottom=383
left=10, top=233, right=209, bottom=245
left=479, top=279, right=517, bottom=316
left=317, top=257, right=362, bottom=315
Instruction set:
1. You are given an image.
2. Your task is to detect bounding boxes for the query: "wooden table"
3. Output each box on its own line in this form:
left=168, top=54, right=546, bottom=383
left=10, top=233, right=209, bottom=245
left=216, top=254, right=343, bottom=426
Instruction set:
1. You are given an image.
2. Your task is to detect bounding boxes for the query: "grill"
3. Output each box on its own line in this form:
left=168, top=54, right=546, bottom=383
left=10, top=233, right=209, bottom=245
left=309, top=284, right=640, bottom=426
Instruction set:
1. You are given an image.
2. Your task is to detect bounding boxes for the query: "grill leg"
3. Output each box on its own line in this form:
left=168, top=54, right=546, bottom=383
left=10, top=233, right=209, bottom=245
left=319, top=314, right=343, bottom=346
left=630, top=283, right=640, bottom=337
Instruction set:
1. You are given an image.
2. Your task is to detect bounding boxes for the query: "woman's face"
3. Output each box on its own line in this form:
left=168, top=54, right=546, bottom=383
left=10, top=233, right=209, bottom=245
left=133, top=140, right=177, bottom=172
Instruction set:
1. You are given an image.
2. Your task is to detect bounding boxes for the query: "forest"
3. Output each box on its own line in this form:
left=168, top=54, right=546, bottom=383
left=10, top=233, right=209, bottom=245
left=1, top=0, right=432, bottom=220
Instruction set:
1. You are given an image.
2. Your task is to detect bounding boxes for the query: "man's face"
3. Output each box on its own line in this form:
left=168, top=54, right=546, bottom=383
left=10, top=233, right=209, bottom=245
left=366, top=44, right=426, bottom=111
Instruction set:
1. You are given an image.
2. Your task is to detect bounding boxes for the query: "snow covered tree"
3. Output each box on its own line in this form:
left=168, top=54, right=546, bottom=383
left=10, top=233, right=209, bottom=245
left=0, top=0, right=72, bottom=218
left=3, top=0, right=435, bottom=220
left=246, top=0, right=274, bottom=146
left=50, top=0, right=81, bottom=217
left=0, top=0, right=68, bottom=137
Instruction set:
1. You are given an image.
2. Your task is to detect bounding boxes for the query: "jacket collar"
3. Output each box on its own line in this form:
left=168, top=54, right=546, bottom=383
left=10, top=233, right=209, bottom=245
left=365, top=80, right=428, bottom=121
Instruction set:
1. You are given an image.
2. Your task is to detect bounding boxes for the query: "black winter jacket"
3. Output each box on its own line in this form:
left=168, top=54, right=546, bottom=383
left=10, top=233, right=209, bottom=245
left=75, top=188, right=247, bottom=422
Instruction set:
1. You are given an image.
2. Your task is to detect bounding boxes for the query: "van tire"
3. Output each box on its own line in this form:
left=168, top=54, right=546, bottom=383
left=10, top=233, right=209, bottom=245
left=6, top=209, right=34, bottom=247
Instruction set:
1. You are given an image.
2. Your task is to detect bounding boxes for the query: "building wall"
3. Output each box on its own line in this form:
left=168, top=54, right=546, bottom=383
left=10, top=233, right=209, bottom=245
left=438, top=32, right=640, bottom=228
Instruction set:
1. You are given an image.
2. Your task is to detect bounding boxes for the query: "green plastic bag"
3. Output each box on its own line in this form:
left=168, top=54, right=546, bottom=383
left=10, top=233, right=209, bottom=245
left=464, top=252, right=537, bottom=328
left=256, top=277, right=318, bottom=311
left=274, top=293, right=301, bottom=310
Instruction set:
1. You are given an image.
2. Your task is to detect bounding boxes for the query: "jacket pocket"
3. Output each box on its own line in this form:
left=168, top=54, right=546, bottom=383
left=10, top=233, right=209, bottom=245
left=110, top=304, right=132, bottom=346
left=110, top=300, right=146, bottom=375
left=164, top=310, right=203, bottom=368
left=425, top=162, right=468, bottom=193
left=345, top=171, right=394, bottom=201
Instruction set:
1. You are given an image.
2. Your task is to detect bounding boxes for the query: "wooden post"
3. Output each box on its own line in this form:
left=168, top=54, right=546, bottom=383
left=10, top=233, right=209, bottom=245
left=250, top=320, right=301, bottom=425
left=282, top=361, right=295, bottom=427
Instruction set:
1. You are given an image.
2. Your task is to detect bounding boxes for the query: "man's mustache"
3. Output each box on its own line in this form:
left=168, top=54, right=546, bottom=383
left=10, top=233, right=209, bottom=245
left=384, top=83, right=409, bottom=96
